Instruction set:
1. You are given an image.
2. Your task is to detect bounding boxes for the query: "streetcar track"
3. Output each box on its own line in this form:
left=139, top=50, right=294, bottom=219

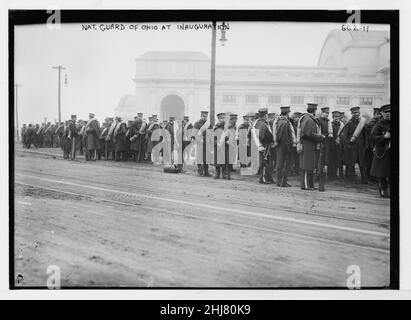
left=15, top=182, right=389, bottom=254
left=17, top=167, right=390, bottom=227
left=15, top=148, right=387, bottom=202
left=15, top=173, right=390, bottom=238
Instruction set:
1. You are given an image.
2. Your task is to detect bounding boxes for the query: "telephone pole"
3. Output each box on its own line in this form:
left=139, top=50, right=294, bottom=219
left=210, top=21, right=217, bottom=126
left=52, top=65, right=66, bottom=123
left=15, top=83, right=21, bottom=142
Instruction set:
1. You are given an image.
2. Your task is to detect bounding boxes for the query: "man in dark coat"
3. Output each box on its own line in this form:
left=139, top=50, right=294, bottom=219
left=254, top=107, right=274, bottom=184
left=317, top=107, right=333, bottom=174
left=298, top=103, right=324, bottom=190
left=136, top=113, right=147, bottom=162
left=67, top=115, right=79, bottom=160
left=290, top=112, right=301, bottom=175
left=25, top=124, right=35, bottom=148
left=55, top=122, right=65, bottom=149
left=192, top=111, right=212, bottom=177
left=21, top=124, right=27, bottom=147
left=85, top=113, right=100, bottom=161
left=128, top=116, right=142, bottom=162
left=275, top=106, right=295, bottom=187
left=328, top=111, right=345, bottom=179
left=340, top=106, right=367, bottom=183
left=213, top=113, right=229, bottom=179
left=370, top=104, right=391, bottom=197
left=364, top=107, right=382, bottom=183
left=114, top=118, right=127, bottom=161
left=105, top=117, right=116, bottom=160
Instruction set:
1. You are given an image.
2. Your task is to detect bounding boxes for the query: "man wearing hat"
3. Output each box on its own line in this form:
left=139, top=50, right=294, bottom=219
left=290, top=112, right=302, bottom=175
left=274, top=106, right=296, bottom=187
left=177, top=116, right=193, bottom=171
left=99, top=118, right=111, bottom=159
left=85, top=113, right=100, bottom=161
left=67, top=115, right=79, bottom=160
left=253, top=107, right=274, bottom=184
left=317, top=107, right=333, bottom=176
left=328, top=111, right=345, bottom=179
left=127, top=116, right=142, bottom=162
left=192, top=110, right=213, bottom=177
left=137, top=113, right=148, bottom=161
left=147, top=115, right=160, bottom=162
left=213, top=113, right=229, bottom=179
left=370, top=104, right=391, bottom=197
left=238, top=114, right=251, bottom=168
left=339, top=106, right=367, bottom=183
left=113, top=116, right=128, bottom=161
left=267, top=112, right=278, bottom=180
left=298, top=103, right=324, bottom=190
left=364, top=107, right=382, bottom=183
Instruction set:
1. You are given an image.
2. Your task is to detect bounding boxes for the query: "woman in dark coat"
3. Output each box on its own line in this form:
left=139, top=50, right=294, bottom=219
left=370, top=104, right=391, bottom=197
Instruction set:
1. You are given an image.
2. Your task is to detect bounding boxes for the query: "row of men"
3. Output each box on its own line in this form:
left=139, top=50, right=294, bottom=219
left=19, top=103, right=390, bottom=197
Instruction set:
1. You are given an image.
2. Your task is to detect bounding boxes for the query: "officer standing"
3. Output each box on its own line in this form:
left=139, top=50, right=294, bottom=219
left=328, top=111, right=345, bottom=179
left=192, top=111, right=212, bottom=177
left=299, top=103, right=324, bottom=190
left=253, top=107, right=274, bottom=184
left=370, top=104, right=391, bottom=197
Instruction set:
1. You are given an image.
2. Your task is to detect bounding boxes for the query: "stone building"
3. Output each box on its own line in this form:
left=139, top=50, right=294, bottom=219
left=116, top=29, right=390, bottom=121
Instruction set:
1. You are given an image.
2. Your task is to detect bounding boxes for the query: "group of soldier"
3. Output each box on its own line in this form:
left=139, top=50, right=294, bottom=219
left=19, top=102, right=391, bottom=198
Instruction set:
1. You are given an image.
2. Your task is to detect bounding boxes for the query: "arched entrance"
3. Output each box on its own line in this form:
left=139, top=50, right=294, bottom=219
left=160, top=94, right=185, bottom=121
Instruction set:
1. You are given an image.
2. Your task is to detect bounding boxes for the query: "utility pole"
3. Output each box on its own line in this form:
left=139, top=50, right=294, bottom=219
left=52, top=65, right=66, bottom=123
left=15, top=83, right=21, bottom=142
left=210, top=21, right=216, bottom=126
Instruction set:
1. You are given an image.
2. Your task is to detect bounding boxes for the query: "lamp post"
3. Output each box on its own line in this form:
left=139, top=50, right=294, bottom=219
left=52, top=65, right=66, bottom=123
left=210, top=21, right=228, bottom=126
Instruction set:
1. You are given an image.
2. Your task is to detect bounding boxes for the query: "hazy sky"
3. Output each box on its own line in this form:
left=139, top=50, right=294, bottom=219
left=14, top=21, right=389, bottom=125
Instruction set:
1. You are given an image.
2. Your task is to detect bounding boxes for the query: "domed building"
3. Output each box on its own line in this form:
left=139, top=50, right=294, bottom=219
left=116, top=29, right=390, bottom=121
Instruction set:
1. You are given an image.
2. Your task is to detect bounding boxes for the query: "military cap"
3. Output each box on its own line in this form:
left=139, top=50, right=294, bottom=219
left=107, top=117, right=114, bottom=121
left=331, top=111, right=341, bottom=116
left=258, top=107, right=268, bottom=116
left=184, top=116, right=189, bottom=120
left=230, top=113, right=238, bottom=118
left=137, top=113, right=143, bottom=116
left=152, top=114, right=158, bottom=119
left=280, top=106, right=291, bottom=113
left=380, top=104, right=390, bottom=113
left=88, top=113, right=95, bottom=118
left=200, top=110, right=209, bottom=115
left=350, top=106, right=360, bottom=113
left=246, top=111, right=256, bottom=118
left=321, top=107, right=330, bottom=112
left=293, top=112, right=302, bottom=117
left=169, top=116, right=175, bottom=121
left=373, top=107, right=381, bottom=114
left=216, top=112, right=226, bottom=118
left=306, top=103, right=318, bottom=112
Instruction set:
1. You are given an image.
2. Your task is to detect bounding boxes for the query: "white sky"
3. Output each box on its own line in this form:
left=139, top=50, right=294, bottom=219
left=14, top=21, right=389, bottom=124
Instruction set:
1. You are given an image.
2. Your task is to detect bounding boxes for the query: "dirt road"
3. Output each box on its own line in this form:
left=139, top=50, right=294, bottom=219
left=13, top=148, right=390, bottom=288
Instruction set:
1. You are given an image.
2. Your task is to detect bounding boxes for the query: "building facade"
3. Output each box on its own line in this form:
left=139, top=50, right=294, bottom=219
left=115, top=29, right=390, bottom=121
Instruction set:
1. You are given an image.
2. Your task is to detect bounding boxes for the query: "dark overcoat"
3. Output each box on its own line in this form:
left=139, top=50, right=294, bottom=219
left=86, top=119, right=100, bottom=151
left=299, top=113, right=323, bottom=171
left=339, top=117, right=366, bottom=167
left=370, top=119, right=390, bottom=178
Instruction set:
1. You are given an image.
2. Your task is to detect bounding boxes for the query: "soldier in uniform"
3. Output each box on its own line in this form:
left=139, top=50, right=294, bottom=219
left=253, top=108, right=274, bottom=184
left=43, top=122, right=52, bottom=147
left=275, top=106, right=296, bottom=187
left=114, top=117, right=127, bottom=161
left=228, top=113, right=238, bottom=173
left=21, top=124, right=27, bottom=147
left=238, top=114, right=251, bottom=168
left=105, top=117, right=117, bottom=160
left=290, top=112, right=302, bottom=175
left=340, top=106, right=368, bottom=183
left=98, top=120, right=108, bottom=160
left=364, top=107, right=382, bottom=183
left=164, top=116, right=175, bottom=162
left=25, top=124, right=35, bottom=148
left=178, top=116, right=193, bottom=171
left=137, top=113, right=148, bottom=162
left=128, top=115, right=142, bottom=162
left=299, top=103, right=324, bottom=190
left=67, top=115, right=78, bottom=160
left=328, top=111, right=345, bottom=179
left=85, top=113, right=100, bottom=161
left=267, top=112, right=277, bottom=182
left=317, top=107, right=333, bottom=179
left=61, top=120, right=71, bottom=159
left=147, top=115, right=160, bottom=163
left=370, top=104, right=391, bottom=197
left=192, top=111, right=212, bottom=177
left=213, top=113, right=230, bottom=179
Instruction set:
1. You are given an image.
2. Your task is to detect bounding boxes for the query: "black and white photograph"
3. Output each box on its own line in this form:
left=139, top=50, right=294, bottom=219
left=8, top=9, right=399, bottom=291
